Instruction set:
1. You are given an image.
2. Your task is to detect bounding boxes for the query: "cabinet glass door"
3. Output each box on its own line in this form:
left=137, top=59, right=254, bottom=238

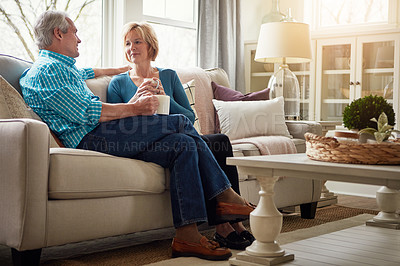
left=249, top=49, right=274, bottom=93
left=319, top=43, right=353, bottom=121
left=360, top=41, right=394, bottom=102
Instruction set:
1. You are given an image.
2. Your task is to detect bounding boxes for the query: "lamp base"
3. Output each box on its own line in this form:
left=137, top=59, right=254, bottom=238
left=268, top=64, right=301, bottom=118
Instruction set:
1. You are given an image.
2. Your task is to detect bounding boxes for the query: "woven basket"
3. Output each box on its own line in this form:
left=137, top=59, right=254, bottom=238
left=304, top=132, right=400, bottom=165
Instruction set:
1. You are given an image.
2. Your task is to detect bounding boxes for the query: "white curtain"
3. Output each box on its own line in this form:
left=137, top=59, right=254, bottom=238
left=197, top=0, right=245, bottom=92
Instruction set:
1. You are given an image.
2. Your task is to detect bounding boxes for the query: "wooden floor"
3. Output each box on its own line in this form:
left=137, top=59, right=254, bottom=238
left=279, top=194, right=399, bottom=265
left=282, top=225, right=400, bottom=266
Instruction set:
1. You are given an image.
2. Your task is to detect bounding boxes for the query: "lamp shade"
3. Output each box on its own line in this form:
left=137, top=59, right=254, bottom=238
left=255, top=22, right=312, bottom=64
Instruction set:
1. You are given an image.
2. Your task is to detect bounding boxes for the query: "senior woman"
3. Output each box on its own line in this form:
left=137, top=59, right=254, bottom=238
left=107, top=22, right=255, bottom=250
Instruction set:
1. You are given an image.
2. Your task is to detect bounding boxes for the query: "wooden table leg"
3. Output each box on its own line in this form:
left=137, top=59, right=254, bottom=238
left=366, top=186, right=400, bottom=229
left=318, top=181, right=338, bottom=208
left=230, top=175, right=294, bottom=265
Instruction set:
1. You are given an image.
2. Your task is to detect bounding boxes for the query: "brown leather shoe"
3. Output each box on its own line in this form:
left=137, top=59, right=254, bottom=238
left=171, top=236, right=232, bottom=261
left=215, top=200, right=256, bottom=223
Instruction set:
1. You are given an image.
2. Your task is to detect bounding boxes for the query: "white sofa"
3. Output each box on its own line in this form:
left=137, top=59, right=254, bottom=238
left=0, top=54, right=322, bottom=265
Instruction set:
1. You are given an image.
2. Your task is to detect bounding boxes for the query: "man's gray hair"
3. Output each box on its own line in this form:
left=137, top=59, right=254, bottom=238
left=34, top=10, right=70, bottom=49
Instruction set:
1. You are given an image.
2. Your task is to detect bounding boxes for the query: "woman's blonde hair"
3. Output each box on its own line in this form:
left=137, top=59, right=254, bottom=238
left=122, top=22, right=159, bottom=62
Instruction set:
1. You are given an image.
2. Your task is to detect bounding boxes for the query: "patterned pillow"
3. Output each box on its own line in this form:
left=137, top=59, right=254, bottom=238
left=182, top=79, right=201, bottom=133
left=0, top=75, right=62, bottom=148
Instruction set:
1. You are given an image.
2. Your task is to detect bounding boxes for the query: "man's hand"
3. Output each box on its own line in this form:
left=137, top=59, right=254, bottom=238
left=116, top=65, right=132, bottom=74
left=99, top=93, right=159, bottom=122
left=93, top=65, right=132, bottom=77
left=128, top=94, right=159, bottom=115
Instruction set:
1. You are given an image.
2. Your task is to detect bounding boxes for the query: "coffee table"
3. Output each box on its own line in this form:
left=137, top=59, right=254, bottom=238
left=227, top=153, right=400, bottom=266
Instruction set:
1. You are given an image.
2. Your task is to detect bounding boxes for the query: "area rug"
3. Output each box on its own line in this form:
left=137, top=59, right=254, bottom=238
left=0, top=205, right=378, bottom=266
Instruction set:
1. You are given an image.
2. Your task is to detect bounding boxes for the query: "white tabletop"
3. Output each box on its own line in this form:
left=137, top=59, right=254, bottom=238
left=227, top=153, right=400, bottom=189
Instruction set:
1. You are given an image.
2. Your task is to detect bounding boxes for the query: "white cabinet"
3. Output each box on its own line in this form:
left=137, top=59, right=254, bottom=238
left=244, top=41, right=315, bottom=120
left=315, top=34, right=400, bottom=127
left=245, top=34, right=400, bottom=126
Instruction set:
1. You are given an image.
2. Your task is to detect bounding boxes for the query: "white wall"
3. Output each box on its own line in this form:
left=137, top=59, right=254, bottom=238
left=241, top=0, right=306, bottom=42
left=241, top=0, right=268, bottom=42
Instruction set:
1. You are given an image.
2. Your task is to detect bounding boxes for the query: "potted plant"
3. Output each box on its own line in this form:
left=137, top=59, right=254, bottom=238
left=342, top=95, right=395, bottom=131
left=359, top=112, right=399, bottom=143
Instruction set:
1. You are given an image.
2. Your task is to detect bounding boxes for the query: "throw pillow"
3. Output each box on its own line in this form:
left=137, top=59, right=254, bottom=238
left=211, top=81, right=270, bottom=133
left=183, top=79, right=201, bottom=133
left=212, top=81, right=270, bottom=101
left=212, top=96, right=291, bottom=140
left=0, top=75, right=62, bottom=148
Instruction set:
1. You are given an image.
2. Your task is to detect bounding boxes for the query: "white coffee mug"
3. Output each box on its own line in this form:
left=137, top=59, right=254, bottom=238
left=155, top=95, right=170, bottom=115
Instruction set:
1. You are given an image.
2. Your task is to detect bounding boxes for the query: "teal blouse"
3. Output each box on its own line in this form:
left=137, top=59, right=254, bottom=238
left=107, top=68, right=195, bottom=124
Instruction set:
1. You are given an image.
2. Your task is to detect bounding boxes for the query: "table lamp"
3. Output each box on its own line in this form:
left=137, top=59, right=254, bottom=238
left=255, top=22, right=312, bottom=119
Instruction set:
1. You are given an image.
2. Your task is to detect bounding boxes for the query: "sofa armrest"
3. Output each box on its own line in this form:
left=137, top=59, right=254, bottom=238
left=286, top=121, right=322, bottom=140
left=0, top=119, right=50, bottom=250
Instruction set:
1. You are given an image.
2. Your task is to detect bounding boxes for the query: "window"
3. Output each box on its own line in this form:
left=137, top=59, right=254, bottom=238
left=0, top=0, right=102, bottom=67
left=142, top=0, right=198, bottom=68
left=304, top=0, right=397, bottom=31
left=319, top=0, right=388, bottom=27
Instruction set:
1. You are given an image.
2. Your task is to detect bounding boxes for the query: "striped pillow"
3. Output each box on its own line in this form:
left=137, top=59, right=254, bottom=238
left=183, top=79, right=201, bottom=133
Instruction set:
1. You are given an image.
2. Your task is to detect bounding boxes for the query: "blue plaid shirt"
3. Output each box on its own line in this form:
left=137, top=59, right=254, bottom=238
left=20, top=50, right=102, bottom=148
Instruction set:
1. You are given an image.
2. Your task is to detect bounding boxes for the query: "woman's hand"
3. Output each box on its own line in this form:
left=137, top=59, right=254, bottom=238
left=139, top=78, right=165, bottom=95
left=129, top=81, right=156, bottom=103
left=125, top=78, right=165, bottom=115
left=155, top=81, right=166, bottom=95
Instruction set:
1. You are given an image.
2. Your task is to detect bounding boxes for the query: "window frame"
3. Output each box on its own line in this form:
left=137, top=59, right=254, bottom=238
left=305, top=0, right=399, bottom=34
left=143, top=0, right=198, bottom=30
left=102, top=0, right=198, bottom=67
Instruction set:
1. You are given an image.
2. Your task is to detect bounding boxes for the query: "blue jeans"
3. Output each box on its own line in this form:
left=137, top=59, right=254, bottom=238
left=77, top=114, right=231, bottom=228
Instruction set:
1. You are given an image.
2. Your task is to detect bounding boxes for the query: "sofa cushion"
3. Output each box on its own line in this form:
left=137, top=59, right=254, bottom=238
left=85, top=75, right=112, bottom=101
left=291, top=138, right=306, bottom=153
left=212, top=96, right=291, bottom=140
left=48, top=148, right=168, bottom=199
left=206, top=68, right=231, bottom=88
left=0, top=75, right=61, bottom=148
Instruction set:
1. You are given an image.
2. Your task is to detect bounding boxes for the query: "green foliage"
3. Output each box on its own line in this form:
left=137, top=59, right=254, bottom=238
left=358, top=112, right=399, bottom=143
left=342, top=95, right=395, bottom=130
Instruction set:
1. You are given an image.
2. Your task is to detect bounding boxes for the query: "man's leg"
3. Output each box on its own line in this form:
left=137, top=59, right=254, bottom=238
left=77, top=114, right=231, bottom=227
left=134, top=132, right=209, bottom=227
